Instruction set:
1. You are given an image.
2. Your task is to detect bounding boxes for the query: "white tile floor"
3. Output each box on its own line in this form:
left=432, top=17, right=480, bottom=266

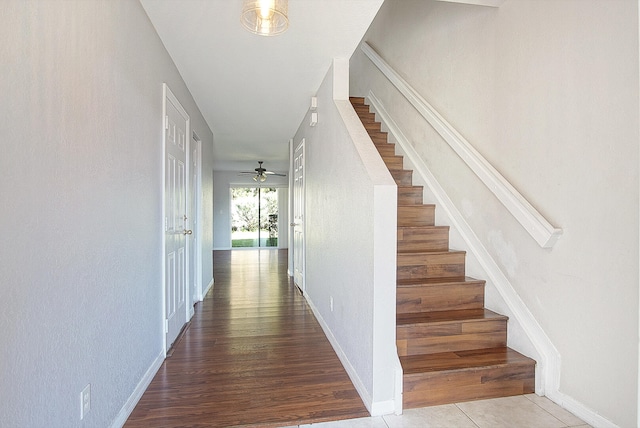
left=285, top=395, right=590, bottom=428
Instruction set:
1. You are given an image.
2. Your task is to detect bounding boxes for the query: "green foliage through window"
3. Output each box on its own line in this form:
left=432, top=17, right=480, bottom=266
left=231, top=187, right=278, bottom=248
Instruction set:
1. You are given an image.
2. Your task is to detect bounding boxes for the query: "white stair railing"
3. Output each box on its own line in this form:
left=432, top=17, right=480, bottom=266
left=360, top=42, right=562, bottom=248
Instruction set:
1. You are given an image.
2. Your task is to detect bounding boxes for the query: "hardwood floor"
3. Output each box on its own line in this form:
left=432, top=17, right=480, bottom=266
left=124, top=249, right=369, bottom=428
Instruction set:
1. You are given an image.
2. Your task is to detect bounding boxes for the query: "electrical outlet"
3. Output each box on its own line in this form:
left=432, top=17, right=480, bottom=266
left=80, top=384, right=91, bottom=420
left=330, top=296, right=334, bottom=312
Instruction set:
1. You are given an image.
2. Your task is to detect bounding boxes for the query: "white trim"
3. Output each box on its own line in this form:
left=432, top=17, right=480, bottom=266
left=394, top=362, right=403, bottom=415
left=434, top=0, right=506, bottom=7
left=109, top=351, right=164, bottom=428
left=202, top=277, right=214, bottom=299
left=360, top=42, right=562, bottom=248
left=191, top=133, right=203, bottom=303
left=547, top=390, right=619, bottom=428
left=637, top=3, right=640, bottom=426
left=371, top=400, right=396, bottom=417
left=367, top=90, right=561, bottom=395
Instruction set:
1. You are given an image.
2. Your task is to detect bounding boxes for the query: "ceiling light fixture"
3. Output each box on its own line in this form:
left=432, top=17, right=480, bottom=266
left=241, top=0, right=289, bottom=36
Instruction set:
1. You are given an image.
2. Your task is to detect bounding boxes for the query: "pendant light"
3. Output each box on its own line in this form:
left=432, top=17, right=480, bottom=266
left=241, top=0, right=289, bottom=36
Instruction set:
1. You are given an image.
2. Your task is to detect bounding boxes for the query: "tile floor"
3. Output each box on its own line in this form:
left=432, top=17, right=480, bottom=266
left=284, top=395, right=590, bottom=428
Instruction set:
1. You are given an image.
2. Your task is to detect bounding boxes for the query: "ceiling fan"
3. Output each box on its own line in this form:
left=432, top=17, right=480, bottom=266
left=239, top=161, right=286, bottom=182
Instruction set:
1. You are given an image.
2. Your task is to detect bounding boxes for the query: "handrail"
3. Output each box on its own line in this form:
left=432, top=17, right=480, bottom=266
left=360, top=42, right=562, bottom=248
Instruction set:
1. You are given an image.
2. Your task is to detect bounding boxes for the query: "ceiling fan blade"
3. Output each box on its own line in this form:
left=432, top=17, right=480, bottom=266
left=264, top=172, right=286, bottom=176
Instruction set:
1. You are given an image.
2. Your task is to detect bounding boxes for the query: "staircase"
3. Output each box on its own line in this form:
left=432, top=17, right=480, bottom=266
left=350, top=97, right=535, bottom=408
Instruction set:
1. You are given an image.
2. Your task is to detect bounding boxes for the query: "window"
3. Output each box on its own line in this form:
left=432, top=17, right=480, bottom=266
left=231, top=187, right=278, bottom=248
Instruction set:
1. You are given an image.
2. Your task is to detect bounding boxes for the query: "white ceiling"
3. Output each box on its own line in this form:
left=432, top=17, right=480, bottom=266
left=140, top=0, right=384, bottom=173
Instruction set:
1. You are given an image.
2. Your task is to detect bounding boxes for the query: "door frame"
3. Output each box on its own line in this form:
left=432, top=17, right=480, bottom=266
left=162, top=83, right=191, bottom=355
left=292, top=138, right=306, bottom=293
left=190, top=131, right=203, bottom=304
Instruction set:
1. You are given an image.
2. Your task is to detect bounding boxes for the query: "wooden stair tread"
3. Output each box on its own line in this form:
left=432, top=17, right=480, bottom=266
left=397, top=226, right=449, bottom=251
left=400, top=347, right=534, bottom=375
left=397, top=224, right=448, bottom=229
left=397, top=276, right=483, bottom=287
left=397, top=309, right=506, bottom=326
left=398, top=249, right=465, bottom=256
left=398, top=225, right=445, bottom=229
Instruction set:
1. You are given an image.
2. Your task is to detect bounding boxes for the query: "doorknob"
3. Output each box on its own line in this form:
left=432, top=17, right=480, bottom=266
left=183, top=229, right=193, bottom=235
left=290, top=223, right=298, bottom=227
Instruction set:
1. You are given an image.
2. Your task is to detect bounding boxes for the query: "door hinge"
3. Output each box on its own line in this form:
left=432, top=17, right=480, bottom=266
left=165, top=115, right=169, bottom=130
left=164, top=319, right=169, bottom=334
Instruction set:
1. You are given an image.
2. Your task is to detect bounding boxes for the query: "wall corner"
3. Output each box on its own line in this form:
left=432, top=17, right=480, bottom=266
left=333, top=57, right=349, bottom=100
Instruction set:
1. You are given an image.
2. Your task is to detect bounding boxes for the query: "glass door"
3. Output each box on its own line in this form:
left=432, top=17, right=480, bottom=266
left=231, top=187, right=278, bottom=248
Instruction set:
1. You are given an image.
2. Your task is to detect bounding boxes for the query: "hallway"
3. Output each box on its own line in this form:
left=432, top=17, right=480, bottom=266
left=124, top=249, right=369, bottom=427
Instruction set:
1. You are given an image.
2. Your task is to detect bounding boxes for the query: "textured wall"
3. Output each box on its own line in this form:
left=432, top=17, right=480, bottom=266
left=350, top=0, right=639, bottom=426
left=0, top=1, right=213, bottom=426
left=291, top=61, right=398, bottom=412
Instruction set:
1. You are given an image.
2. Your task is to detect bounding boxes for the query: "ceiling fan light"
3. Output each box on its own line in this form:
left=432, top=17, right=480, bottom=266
left=241, top=0, right=289, bottom=36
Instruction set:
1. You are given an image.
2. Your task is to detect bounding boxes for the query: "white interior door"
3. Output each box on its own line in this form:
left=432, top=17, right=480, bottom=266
left=293, top=139, right=305, bottom=292
left=164, top=85, right=190, bottom=350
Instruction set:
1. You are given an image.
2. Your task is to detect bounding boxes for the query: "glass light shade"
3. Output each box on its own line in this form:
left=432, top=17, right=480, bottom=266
left=253, top=173, right=267, bottom=182
left=241, top=0, right=289, bottom=36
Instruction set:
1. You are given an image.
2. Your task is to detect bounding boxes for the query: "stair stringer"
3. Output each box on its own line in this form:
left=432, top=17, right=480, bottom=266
left=366, top=91, right=561, bottom=398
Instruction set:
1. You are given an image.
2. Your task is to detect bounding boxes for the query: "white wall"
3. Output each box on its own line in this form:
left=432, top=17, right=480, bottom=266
left=292, top=60, right=399, bottom=414
left=0, top=1, right=214, bottom=427
left=212, top=171, right=288, bottom=250
left=350, top=0, right=639, bottom=426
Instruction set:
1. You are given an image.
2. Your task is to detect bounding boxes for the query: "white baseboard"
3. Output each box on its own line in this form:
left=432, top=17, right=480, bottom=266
left=203, top=278, right=214, bottom=298
left=303, top=295, right=373, bottom=414
left=546, top=390, right=619, bottom=428
left=370, top=399, right=395, bottom=417
left=110, top=350, right=164, bottom=428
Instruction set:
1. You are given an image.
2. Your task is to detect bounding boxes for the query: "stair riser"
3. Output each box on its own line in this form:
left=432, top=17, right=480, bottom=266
left=397, top=187, right=423, bottom=205
left=403, top=364, right=535, bottom=408
left=357, top=112, right=376, bottom=121
left=397, top=282, right=484, bottom=313
left=363, top=122, right=381, bottom=132
left=398, top=206, right=435, bottom=227
left=375, top=144, right=396, bottom=157
left=383, top=156, right=404, bottom=170
left=397, top=227, right=449, bottom=251
left=397, top=252, right=465, bottom=279
left=370, top=134, right=388, bottom=144
left=391, top=170, right=412, bottom=186
left=397, top=321, right=507, bottom=356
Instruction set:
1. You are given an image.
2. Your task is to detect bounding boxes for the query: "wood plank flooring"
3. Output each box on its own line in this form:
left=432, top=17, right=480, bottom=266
left=124, top=249, right=368, bottom=428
